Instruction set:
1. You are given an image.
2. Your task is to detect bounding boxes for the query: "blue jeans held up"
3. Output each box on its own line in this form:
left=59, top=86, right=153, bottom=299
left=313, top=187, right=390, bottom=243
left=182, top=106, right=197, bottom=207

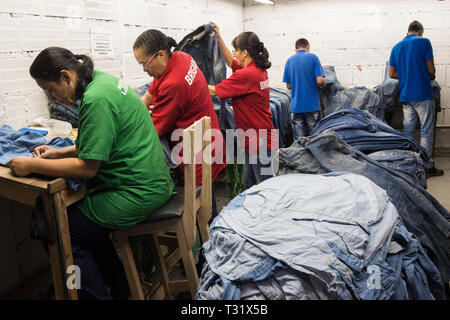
left=402, top=99, right=435, bottom=162
left=291, top=111, right=321, bottom=140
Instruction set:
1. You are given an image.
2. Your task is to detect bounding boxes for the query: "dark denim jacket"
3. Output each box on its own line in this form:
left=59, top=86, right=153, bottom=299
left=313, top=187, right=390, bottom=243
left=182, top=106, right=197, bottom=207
left=175, top=23, right=226, bottom=86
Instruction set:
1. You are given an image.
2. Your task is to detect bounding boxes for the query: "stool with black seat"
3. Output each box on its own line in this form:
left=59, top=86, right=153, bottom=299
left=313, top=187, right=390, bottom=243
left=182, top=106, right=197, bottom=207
left=111, top=116, right=212, bottom=300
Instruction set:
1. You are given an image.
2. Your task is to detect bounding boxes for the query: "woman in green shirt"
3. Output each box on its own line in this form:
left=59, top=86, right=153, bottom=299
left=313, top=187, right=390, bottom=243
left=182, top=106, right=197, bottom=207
left=9, top=47, right=175, bottom=299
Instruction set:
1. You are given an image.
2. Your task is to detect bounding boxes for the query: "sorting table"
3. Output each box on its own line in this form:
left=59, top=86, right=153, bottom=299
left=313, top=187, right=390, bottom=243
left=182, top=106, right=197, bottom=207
left=0, top=166, right=85, bottom=300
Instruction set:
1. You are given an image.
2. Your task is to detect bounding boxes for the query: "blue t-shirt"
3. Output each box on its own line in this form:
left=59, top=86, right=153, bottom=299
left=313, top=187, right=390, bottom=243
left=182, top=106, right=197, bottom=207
left=283, top=50, right=324, bottom=113
left=389, top=34, right=434, bottom=102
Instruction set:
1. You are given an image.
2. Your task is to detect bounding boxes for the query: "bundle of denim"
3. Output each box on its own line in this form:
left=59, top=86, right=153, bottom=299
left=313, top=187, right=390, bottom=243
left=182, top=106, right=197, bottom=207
left=269, top=88, right=293, bottom=148
left=319, top=65, right=384, bottom=120
left=0, top=125, right=85, bottom=191
left=367, top=149, right=427, bottom=189
left=175, top=23, right=226, bottom=86
left=48, top=101, right=79, bottom=128
left=274, top=132, right=450, bottom=286
left=376, top=61, right=442, bottom=121
left=196, top=173, right=445, bottom=300
left=311, top=108, right=432, bottom=170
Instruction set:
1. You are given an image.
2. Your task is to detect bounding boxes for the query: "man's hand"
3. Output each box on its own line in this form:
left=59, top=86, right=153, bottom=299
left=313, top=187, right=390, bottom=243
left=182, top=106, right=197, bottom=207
left=33, top=145, right=60, bottom=159
left=9, top=157, right=33, bottom=177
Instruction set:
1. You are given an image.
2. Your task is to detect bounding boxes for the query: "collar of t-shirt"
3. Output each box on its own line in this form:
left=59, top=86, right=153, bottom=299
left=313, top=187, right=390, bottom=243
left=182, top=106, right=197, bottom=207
left=154, top=52, right=176, bottom=84
left=404, top=34, right=418, bottom=40
left=232, top=59, right=257, bottom=73
left=296, top=49, right=307, bottom=53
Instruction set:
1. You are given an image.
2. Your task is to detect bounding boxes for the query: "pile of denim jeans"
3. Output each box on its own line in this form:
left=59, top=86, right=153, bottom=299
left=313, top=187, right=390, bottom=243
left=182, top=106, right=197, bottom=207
left=0, top=124, right=85, bottom=191
left=376, top=61, right=441, bottom=124
left=311, top=108, right=432, bottom=173
left=320, top=65, right=383, bottom=120
left=274, top=132, right=450, bottom=289
left=196, top=172, right=445, bottom=300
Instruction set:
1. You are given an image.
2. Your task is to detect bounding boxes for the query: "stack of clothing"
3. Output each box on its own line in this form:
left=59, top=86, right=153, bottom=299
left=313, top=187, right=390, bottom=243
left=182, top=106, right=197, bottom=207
left=311, top=108, right=431, bottom=181
left=320, top=66, right=383, bottom=120
left=196, top=173, right=445, bottom=300
left=275, top=132, right=450, bottom=288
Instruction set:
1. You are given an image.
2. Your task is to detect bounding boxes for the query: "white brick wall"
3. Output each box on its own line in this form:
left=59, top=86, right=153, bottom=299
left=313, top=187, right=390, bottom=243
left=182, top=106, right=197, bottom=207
left=0, top=0, right=243, bottom=129
left=244, top=0, right=450, bottom=126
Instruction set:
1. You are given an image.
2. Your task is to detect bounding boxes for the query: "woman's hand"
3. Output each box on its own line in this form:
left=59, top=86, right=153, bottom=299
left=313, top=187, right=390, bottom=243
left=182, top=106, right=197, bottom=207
left=208, top=85, right=217, bottom=96
left=210, top=21, right=220, bottom=36
left=33, top=145, right=60, bottom=159
left=9, top=157, right=33, bottom=177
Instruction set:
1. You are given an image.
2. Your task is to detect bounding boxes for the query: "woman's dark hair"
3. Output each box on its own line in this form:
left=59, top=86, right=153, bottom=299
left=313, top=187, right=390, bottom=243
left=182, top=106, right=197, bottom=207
left=232, top=32, right=271, bottom=70
left=29, top=47, right=94, bottom=100
left=133, top=29, right=178, bottom=57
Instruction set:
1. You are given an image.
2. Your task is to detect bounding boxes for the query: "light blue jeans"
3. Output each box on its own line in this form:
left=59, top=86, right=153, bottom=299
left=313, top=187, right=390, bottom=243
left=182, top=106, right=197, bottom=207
left=402, top=100, right=435, bottom=161
left=291, top=111, right=321, bottom=140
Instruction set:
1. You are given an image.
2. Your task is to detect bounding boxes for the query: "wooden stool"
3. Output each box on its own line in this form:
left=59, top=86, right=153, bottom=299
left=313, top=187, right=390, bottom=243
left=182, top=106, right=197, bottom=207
left=111, top=117, right=212, bottom=299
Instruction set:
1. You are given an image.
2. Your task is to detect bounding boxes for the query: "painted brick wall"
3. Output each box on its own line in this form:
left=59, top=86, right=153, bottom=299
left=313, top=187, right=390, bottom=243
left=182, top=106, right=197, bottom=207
left=0, top=0, right=243, bottom=298
left=0, top=0, right=243, bottom=129
left=244, top=0, right=450, bottom=127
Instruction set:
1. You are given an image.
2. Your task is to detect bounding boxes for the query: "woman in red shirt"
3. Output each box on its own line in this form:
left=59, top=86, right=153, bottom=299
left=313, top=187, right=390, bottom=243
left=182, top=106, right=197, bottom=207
left=133, top=29, right=226, bottom=221
left=208, top=24, right=278, bottom=189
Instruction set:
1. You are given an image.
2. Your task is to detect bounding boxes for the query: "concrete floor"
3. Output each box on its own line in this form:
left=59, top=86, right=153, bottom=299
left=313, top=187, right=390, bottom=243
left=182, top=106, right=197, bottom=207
left=427, top=156, right=450, bottom=211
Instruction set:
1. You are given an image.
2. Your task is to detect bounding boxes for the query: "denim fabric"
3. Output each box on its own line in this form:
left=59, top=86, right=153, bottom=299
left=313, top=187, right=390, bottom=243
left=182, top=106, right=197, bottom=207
left=48, top=100, right=79, bottom=128
left=386, top=223, right=446, bottom=300
left=291, top=111, right=321, bottom=139
left=320, top=66, right=383, bottom=120
left=270, top=88, right=293, bottom=148
left=288, top=132, right=450, bottom=283
left=197, top=172, right=443, bottom=299
left=367, top=149, right=427, bottom=189
left=176, top=24, right=226, bottom=86
left=311, top=108, right=432, bottom=168
left=402, top=99, right=435, bottom=161
left=241, top=145, right=275, bottom=189
left=0, top=125, right=86, bottom=191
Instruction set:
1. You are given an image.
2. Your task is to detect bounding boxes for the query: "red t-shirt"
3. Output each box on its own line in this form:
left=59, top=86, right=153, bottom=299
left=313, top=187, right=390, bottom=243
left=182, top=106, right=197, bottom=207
left=215, top=60, right=277, bottom=154
left=149, top=51, right=226, bottom=185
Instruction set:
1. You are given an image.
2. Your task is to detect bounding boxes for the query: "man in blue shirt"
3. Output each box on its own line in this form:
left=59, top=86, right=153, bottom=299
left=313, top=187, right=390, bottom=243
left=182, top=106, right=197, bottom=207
left=283, top=38, right=325, bottom=140
left=389, top=21, right=443, bottom=176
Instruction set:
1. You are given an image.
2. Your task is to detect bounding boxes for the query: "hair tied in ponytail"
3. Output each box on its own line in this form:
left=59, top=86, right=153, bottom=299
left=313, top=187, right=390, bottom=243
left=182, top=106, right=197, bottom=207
left=257, top=42, right=264, bottom=54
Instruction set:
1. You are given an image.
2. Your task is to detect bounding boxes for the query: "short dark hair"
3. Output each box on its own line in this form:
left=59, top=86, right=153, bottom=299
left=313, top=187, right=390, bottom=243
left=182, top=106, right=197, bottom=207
left=295, top=38, right=309, bottom=49
left=408, top=20, right=424, bottom=33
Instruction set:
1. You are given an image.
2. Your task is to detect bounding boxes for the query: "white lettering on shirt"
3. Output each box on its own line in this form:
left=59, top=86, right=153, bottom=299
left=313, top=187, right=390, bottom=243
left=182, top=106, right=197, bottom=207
left=184, top=58, right=198, bottom=86
left=260, top=79, right=269, bottom=90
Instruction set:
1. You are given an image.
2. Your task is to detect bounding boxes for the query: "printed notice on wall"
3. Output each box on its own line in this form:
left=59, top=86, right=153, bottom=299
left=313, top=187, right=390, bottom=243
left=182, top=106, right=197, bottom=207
left=90, top=29, right=113, bottom=59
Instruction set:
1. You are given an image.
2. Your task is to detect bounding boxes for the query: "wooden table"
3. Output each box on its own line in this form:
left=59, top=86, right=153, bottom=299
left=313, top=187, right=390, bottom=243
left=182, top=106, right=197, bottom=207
left=0, top=166, right=85, bottom=300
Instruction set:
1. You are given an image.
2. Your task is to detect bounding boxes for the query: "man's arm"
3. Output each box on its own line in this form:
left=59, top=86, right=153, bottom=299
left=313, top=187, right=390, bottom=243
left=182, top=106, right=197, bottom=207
left=427, top=59, right=436, bottom=80
left=316, top=76, right=326, bottom=89
left=285, top=83, right=291, bottom=90
left=388, top=66, right=399, bottom=79
left=141, top=91, right=153, bottom=109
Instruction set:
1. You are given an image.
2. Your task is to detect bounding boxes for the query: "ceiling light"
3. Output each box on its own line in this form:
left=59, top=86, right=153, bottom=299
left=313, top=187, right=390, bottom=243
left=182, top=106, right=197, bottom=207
left=254, top=0, right=274, bottom=4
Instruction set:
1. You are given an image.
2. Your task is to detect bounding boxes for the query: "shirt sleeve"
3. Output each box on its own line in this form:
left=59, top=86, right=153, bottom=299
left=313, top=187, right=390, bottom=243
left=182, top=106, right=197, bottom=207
left=76, top=99, right=117, bottom=161
left=282, top=60, right=290, bottom=83
left=314, top=55, right=325, bottom=77
left=424, top=38, right=434, bottom=62
left=151, top=82, right=182, bottom=137
left=214, top=69, right=249, bottom=100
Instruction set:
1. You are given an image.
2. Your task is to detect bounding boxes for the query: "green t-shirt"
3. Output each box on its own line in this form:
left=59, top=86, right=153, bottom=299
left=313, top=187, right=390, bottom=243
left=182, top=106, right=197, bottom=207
left=76, top=70, right=175, bottom=229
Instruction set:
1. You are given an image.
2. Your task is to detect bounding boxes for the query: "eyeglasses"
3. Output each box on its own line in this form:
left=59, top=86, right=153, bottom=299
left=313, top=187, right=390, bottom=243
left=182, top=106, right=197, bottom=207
left=143, top=50, right=159, bottom=70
